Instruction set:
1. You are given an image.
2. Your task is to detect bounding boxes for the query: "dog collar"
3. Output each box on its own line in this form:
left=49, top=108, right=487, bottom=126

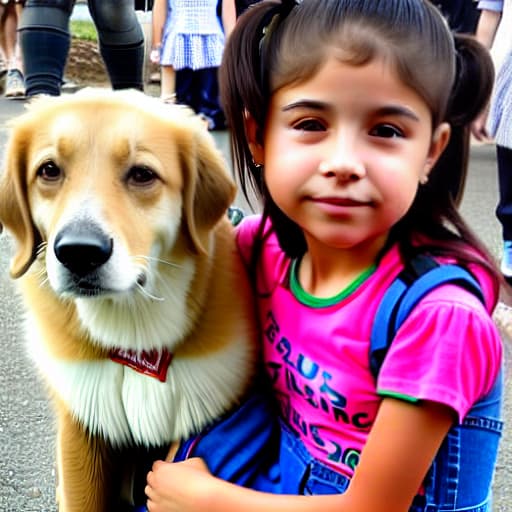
left=109, top=348, right=173, bottom=382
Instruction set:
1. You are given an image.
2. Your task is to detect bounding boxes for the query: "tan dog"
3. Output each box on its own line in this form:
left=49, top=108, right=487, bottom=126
left=0, top=89, right=257, bottom=511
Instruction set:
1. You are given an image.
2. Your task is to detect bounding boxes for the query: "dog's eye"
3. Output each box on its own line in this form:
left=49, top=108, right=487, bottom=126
left=127, top=165, right=157, bottom=185
left=37, top=161, right=62, bottom=181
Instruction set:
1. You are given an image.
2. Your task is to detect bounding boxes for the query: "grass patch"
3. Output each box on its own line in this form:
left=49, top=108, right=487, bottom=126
left=70, top=20, right=98, bottom=42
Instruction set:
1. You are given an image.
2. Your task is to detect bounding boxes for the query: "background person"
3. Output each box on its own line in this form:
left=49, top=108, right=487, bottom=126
left=150, top=0, right=175, bottom=102
left=0, top=0, right=24, bottom=97
left=18, top=0, right=144, bottom=97
left=150, top=0, right=235, bottom=128
left=472, top=0, right=512, bottom=282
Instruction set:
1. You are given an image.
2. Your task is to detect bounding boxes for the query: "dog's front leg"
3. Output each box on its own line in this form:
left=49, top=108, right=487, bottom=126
left=56, top=405, right=117, bottom=512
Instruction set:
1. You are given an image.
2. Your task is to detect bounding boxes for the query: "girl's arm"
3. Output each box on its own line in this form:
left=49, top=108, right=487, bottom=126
left=475, top=8, right=502, bottom=49
left=151, top=0, right=168, bottom=50
left=145, top=397, right=454, bottom=512
left=221, top=0, right=237, bottom=38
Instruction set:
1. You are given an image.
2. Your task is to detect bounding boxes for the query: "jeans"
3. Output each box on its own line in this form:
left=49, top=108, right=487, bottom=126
left=19, top=0, right=144, bottom=95
left=279, top=421, right=350, bottom=495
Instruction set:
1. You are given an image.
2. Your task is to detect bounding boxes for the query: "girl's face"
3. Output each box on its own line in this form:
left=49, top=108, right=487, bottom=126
left=249, top=55, right=449, bottom=255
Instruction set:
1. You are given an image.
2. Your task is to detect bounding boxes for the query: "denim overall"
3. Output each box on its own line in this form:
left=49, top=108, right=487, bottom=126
left=278, top=371, right=503, bottom=511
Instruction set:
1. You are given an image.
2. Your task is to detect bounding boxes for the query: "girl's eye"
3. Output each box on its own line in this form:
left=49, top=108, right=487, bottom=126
left=36, top=161, right=62, bottom=181
left=370, top=124, right=404, bottom=138
left=293, top=118, right=326, bottom=132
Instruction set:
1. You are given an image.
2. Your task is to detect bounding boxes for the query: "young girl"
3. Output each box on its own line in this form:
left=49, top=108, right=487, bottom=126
left=150, top=0, right=236, bottom=124
left=144, top=1, right=504, bottom=511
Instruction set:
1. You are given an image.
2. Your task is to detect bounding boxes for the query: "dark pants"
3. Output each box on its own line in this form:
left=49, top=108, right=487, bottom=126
left=19, top=0, right=144, bottom=96
left=175, top=67, right=225, bottom=130
left=496, top=145, right=512, bottom=241
left=432, top=0, right=480, bottom=33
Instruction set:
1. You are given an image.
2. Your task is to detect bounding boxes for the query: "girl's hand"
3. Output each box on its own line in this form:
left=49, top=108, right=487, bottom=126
left=150, top=47, right=161, bottom=65
left=145, top=458, right=214, bottom=512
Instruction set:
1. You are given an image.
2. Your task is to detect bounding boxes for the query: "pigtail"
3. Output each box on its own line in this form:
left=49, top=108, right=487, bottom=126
left=392, top=33, right=499, bottom=284
left=219, top=0, right=306, bottom=272
left=447, top=34, right=495, bottom=128
left=219, top=1, right=280, bottom=203
left=432, top=34, right=495, bottom=204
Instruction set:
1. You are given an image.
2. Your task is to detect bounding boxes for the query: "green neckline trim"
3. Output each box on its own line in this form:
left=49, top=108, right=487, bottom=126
left=290, top=259, right=376, bottom=307
left=377, top=389, right=419, bottom=403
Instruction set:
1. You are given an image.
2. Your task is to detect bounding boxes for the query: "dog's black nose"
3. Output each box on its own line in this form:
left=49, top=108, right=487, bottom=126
left=54, top=225, right=113, bottom=276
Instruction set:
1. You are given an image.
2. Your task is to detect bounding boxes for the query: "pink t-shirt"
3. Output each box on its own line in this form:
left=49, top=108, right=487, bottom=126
left=236, top=216, right=503, bottom=478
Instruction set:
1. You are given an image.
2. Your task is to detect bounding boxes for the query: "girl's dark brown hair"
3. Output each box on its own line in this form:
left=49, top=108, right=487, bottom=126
left=219, top=0, right=499, bottom=285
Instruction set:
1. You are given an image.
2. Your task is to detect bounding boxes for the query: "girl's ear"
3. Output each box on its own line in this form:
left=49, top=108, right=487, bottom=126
left=244, top=112, right=265, bottom=165
left=423, top=122, right=451, bottom=176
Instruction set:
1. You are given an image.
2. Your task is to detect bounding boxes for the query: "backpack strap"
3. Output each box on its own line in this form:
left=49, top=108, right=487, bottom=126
left=369, top=254, right=484, bottom=380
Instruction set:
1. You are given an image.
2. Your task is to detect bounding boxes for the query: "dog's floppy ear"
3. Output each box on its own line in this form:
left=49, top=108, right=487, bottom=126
left=0, top=122, right=41, bottom=278
left=181, top=127, right=236, bottom=254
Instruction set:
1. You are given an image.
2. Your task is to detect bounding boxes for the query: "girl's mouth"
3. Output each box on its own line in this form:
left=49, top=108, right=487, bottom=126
left=310, top=196, right=371, bottom=207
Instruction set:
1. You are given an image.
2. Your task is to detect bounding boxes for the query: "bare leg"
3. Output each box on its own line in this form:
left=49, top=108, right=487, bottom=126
left=13, top=1, right=23, bottom=71
left=2, top=3, right=19, bottom=69
left=3, top=2, right=24, bottom=97
left=160, top=64, right=175, bottom=102
left=0, top=5, right=8, bottom=71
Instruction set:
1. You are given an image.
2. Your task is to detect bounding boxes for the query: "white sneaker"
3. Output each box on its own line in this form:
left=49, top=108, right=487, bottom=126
left=4, top=69, right=25, bottom=98
left=500, top=240, right=512, bottom=278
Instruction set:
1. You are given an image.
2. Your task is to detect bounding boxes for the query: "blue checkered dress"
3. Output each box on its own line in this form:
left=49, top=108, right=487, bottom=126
left=160, top=0, right=225, bottom=70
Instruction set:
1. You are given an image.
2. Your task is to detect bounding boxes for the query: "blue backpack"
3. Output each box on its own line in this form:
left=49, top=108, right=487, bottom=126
left=369, top=253, right=484, bottom=378
left=134, top=253, right=502, bottom=511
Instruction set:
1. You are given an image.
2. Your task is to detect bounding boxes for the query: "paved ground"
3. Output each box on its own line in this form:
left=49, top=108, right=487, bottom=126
left=0, top=94, right=510, bottom=511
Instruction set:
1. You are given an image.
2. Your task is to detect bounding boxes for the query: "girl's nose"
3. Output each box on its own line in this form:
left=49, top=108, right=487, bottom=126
left=318, top=139, right=366, bottom=181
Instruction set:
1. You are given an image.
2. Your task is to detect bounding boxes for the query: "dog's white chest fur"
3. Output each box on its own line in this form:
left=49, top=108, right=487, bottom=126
left=26, top=318, right=250, bottom=447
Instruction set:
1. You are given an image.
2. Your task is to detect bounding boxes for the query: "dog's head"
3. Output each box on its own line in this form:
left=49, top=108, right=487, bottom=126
left=0, top=89, right=236, bottom=296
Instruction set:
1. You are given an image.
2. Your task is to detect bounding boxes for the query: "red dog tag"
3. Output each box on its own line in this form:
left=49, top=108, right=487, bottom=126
left=110, top=348, right=173, bottom=382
